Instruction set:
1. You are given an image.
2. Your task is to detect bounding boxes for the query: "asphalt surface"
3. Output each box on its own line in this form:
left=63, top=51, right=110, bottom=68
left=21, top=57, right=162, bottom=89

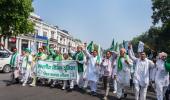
left=0, top=73, right=157, bottom=100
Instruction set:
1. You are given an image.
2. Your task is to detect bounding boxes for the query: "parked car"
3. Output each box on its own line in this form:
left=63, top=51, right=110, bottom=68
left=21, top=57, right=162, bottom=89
left=0, top=48, right=12, bottom=73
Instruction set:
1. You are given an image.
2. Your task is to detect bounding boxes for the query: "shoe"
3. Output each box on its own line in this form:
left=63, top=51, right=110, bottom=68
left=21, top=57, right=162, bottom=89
left=67, top=88, right=73, bottom=92
left=91, top=91, right=97, bottom=96
left=62, top=87, right=65, bottom=90
left=113, top=90, right=117, bottom=94
left=50, top=84, right=55, bottom=88
left=20, top=79, right=24, bottom=83
left=124, top=93, right=127, bottom=98
left=11, top=80, right=17, bottom=84
left=29, top=83, right=36, bottom=87
left=103, top=96, right=108, bottom=100
left=6, top=82, right=11, bottom=86
left=22, top=83, right=26, bottom=86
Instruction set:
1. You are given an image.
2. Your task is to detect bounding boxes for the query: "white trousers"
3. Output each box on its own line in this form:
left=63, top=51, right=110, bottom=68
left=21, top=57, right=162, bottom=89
left=155, top=83, right=168, bottom=100
left=83, top=80, right=89, bottom=88
left=77, top=72, right=84, bottom=88
left=116, top=82, right=126, bottom=99
left=113, top=79, right=117, bottom=92
left=22, top=68, right=32, bottom=84
left=135, top=83, right=148, bottom=100
left=89, top=81, right=97, bottom=92
left=63, top=80, right=74, bottom=89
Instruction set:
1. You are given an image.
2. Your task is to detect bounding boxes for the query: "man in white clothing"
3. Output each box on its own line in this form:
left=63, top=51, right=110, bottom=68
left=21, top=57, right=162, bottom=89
left=113, top=48, right=133, bottom=99
left=7, top=48, right=20, bottom=86
left=101, top=51, right=113, bottom=100
left=154, top=52, right=169, bottom=100
left=22, top=48, right=33, bottom=86
left=83, top=44, right=101, bottom=96
left=128, top=44, right=155, bottom=100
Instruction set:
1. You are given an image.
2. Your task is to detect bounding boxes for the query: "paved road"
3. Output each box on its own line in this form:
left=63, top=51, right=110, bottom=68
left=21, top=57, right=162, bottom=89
left=0, top=73, right=157, bottom=100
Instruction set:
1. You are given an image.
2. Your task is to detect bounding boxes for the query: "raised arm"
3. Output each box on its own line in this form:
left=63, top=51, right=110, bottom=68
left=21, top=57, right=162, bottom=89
left=128, top=45, right=137, bottom=61
left=83, top=44, right=92, bottom=58
left=127, top=55, right=134, bottom=68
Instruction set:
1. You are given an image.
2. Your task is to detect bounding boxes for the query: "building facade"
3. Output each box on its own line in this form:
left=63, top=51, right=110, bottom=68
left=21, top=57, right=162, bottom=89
left=0, top=13, right=82, bottom=54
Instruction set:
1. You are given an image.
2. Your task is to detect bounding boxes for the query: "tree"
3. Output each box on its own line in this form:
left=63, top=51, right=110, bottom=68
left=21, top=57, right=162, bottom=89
left=151, top=0, right=170, bottom=25
left=131, top=0, right=170, bottom=54
left=0, top=0, right=34, bottom=37
left=152, top=0, right=170, bottom=53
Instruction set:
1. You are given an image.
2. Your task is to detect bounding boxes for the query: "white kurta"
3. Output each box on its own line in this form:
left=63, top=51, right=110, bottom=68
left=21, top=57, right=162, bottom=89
left=154, top=59, right=169, bottom=100
left=128, top=48, right=155, bottom=100
left=155, top=59, right=169, bottom=87
left=101, top=58, right=112, bottom=76
left=83, top=57, right=89, bottom=79
left=85, top=49, right=100, bottom=82
left=11, top=53, right=20, bottom=68
left=134, top=59, right=154, bottom=87
left=114, top=55, right=133, bottom=86
left=128, top=48, right=155, bottom=87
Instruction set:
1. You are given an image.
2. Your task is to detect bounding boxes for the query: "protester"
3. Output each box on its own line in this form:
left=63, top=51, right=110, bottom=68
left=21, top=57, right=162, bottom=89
left=83, top=44, right=101, bottom=96
left=7, top=48, right=20, bottom=86
left=36, top=48, right=47, bottom=60
left=20, top=50, right=26, bottom=82
left=128, top=44, right=155, bottom=100
left=54, top=50, right=63, bottom=61
left=21, top=48, right=33, bottom=86
left=46, top=45, right=55, bottom=61
left=101, top=51, right=113, bottom=100
left=83, top=55, right=90, bottom=89
left=72, top=46, right=86, bottom=89
left=154, top=52, right=169, bottom=100
left=62, top=53, right=74, bottom=90
left=50, top=50, right=63, bottom=88
left=30, top=48, right=47, bottom=87
left=113, top=48, right=133, bottom=99
left=111, top=51, right=118, bottom=94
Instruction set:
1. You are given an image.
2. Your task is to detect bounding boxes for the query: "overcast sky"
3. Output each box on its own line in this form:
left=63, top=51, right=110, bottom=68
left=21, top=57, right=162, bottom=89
left=33, top=0, right=153, bottom=49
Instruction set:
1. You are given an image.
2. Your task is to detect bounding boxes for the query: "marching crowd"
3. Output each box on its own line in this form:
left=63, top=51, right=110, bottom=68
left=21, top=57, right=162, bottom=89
left=5, top=42, right=170, bottom=100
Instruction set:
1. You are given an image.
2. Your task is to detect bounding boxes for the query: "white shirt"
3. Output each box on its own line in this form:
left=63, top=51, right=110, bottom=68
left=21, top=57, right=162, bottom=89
left=114, top=55, right=133, bottom=85
left=128, top=48, right=155, bottom=87
left=84, top=49, right=101, bottom=82
left=101, top=58, right=112, bottom=76
left=155, top=59, right=169, bottom=86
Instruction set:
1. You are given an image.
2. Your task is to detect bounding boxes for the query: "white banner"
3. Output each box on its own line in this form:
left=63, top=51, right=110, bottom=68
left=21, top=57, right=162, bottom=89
left=36, top=60, right=78, bottom=80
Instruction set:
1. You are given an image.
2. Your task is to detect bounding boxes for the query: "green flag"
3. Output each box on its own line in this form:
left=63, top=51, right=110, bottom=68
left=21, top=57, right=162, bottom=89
left=114, top=42, right=119, bottom=52
left=110, top=38, right=114, bottom=51
left=87, top=41, right=94, bottom=53
left=96, top=44, right=101, bottom=63
left=97, top=44, right=101, bottom=57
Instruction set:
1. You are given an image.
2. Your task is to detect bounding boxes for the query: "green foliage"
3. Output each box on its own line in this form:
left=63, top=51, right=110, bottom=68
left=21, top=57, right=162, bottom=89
left=0, top=0, right=34, bottom=37
left=131, top=0, right=170, bottom=54
left=151, top=0, right=170, bottom=25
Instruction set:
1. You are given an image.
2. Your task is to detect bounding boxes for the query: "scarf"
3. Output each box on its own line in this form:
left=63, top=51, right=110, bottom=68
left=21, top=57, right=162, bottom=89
left=96, top=56, right=100, bottom=64
left=10, top=52, right=18, bottom=67
left=37, top=52, right=43, bottom=57
left=118, top=54, right=128, bottom=71
left=54, top=54, right=62, bottom=61
left=74, top=51, right=84, bottom=61
left=22, top=55, right=28, bottom=68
